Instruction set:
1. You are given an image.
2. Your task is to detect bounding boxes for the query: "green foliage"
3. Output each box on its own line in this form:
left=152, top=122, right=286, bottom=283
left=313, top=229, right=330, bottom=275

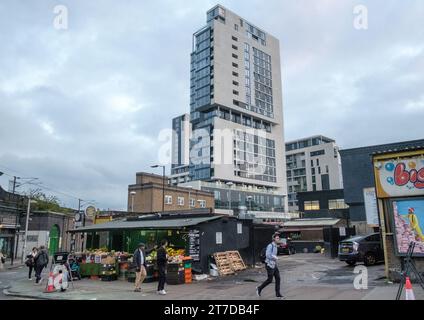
left=24, top=188, right=75, bottom=213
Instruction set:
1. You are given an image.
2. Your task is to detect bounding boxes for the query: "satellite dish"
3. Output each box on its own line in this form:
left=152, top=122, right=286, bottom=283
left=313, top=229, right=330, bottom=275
left=85, top=206, right=96, bottom=218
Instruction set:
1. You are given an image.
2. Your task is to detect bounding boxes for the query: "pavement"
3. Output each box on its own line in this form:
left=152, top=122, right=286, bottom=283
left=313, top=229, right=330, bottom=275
left=1, top=254, right=423, bottom=300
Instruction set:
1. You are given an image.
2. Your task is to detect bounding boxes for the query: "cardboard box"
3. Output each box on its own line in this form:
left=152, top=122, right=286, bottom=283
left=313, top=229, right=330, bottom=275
left=101, top=256, right=116, bottom=265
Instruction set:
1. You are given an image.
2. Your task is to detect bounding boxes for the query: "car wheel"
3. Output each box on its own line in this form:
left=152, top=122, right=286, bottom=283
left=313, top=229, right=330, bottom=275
left=364, top=253, right=376, bottom=266
left=345, top=260, right=356, bottom=266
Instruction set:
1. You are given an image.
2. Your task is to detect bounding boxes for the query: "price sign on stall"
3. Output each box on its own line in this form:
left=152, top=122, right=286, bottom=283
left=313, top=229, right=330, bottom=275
left=188, top=229, right=200, bottom=261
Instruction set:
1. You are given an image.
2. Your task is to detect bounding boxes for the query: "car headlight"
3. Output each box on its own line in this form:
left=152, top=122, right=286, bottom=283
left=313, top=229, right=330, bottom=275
left=353, top=242, right=359, bottom=253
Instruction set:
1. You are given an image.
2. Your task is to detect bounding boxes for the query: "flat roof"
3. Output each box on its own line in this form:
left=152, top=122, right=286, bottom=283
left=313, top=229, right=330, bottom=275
left=282, top=218, right=341, bottom=228
left=285, top=135, right=335, bottom=145
left=69, top=215, right=222, bottom=233
left=339, top=139, right=424, bottom=155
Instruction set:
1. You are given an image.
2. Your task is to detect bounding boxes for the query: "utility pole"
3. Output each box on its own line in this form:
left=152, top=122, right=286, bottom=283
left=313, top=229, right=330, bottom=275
left=12, top=176, right=17, bottom=194
left=162, top=166, right=165, bottom=213
left=11, top=176, right=18, bottom=266
left=78, top=199, right=86, bottom=252
left=22, top=197, right=36, bottom=263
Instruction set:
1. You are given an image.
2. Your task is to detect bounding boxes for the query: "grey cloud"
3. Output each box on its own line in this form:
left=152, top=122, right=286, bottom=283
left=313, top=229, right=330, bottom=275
left=0, top=0, right=423, bottom=209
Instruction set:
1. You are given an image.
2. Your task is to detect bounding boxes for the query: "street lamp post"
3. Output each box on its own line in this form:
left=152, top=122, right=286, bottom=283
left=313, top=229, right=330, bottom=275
left=151, top=165, right=165, bottom=213
left=130, top=191, right=136, bottom=212
left=22, top=198, right=37, bottom=263
left=78, top=199, right=95, bottom=252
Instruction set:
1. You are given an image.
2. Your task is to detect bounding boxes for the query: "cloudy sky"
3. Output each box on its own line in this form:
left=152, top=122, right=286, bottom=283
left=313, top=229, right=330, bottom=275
left=0, top=0, right=423, bottom=210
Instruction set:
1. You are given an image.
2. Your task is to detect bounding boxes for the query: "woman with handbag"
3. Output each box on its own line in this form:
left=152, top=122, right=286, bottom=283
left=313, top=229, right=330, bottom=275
left=25, top=247, right=38, bottom=280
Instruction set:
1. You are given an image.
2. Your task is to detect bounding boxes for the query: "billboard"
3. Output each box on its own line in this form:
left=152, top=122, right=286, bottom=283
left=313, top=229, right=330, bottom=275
left=373, top=153, right=424, bottom=198
left=392, top=198, right=424, bottom=256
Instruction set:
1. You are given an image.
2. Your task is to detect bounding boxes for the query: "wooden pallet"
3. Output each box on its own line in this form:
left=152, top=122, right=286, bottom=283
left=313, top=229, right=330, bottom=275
left=213, top=252, right=235, bottom=275
left=213, top=251, right=246, bottom=275
left=226, top=251, right=246, bottom=271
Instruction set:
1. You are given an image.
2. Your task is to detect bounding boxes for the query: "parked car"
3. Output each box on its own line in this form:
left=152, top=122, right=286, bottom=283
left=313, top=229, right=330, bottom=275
left=277, top=238, right=296, bottom=255
left=338, top=233, right=384, bottom=266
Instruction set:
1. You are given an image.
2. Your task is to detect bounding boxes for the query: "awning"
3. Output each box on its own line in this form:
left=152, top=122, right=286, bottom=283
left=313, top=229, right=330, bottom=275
left=281, top=218, right=341, bottom=228
left=68, top=216, right=222, bottom=233
left=282, top=227, right=325, bottom=232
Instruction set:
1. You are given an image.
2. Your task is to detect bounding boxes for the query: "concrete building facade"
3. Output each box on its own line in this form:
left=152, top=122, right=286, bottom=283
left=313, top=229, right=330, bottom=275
left=171, top=5, right=288, bottom=218
left=285, top=135, right=343, bottom=212
left=171, top=114, right=191, bottom=185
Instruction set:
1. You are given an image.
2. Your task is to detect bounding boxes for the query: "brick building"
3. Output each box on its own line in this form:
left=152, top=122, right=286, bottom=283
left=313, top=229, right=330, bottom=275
left=128, top=172, right=215, bottom=213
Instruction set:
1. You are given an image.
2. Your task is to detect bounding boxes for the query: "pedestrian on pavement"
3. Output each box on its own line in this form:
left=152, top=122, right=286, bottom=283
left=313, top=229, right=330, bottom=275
left=157, top=239, right=168, bottom=295
left=34, top=245, right=49, bottom=284
left=0, top=251, right=5, bottom=270
left=256, top=233, right=283, bottom=299
left=133, top=243, right=157, bottom=292
left=25, top=247, right=38, bottom=280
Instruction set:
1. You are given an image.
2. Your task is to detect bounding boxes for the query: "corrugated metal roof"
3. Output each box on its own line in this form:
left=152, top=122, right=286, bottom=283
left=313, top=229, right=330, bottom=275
left=69, top=215, right=222, bottom=233
left=282, top=218, right=341, bottom=227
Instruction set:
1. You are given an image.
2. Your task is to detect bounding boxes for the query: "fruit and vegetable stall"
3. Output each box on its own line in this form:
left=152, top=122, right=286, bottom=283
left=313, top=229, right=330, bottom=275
left=69, top=213, right=270, bottom=276
left=73, top=246, right=191, bottom=284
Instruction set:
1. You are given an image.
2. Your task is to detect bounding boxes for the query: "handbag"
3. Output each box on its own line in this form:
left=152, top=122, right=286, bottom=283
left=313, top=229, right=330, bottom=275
left=1, top=257, right=5, bottom=264
left=25, top=258, right=33, bottom=267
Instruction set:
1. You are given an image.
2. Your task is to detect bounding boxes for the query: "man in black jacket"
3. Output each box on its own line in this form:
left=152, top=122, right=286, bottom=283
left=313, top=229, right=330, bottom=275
left=133, top=243, right=156, bottom=292
left=34, top=246, right=49, bottom=284
left=156, top=239, right=168, bottom=295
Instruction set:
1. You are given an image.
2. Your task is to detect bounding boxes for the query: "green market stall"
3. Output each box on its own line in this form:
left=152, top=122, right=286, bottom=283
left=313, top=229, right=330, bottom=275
left=69, top=215, right=222, bottom=282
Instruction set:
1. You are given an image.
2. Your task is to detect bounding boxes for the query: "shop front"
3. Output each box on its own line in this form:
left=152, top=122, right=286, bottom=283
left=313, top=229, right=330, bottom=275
left=373, top=148, right=424, bottom=280
left=280, top=218, right=355, bottom=256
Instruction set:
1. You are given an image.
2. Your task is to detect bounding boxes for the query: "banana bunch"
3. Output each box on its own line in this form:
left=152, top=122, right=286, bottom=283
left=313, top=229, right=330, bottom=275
left=166, top=248, right=185, bottom=257
left=148, top=251, right=157, bottom=259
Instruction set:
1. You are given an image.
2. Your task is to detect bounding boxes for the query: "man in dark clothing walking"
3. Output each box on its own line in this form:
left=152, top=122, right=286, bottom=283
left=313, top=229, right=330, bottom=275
left=133, top=243, right=156, bottom=292
left=156, top=239, right=168, bottom=295
left=256, top=233, right=283, bottom=298
left=34, top=246, right=49, bottom=284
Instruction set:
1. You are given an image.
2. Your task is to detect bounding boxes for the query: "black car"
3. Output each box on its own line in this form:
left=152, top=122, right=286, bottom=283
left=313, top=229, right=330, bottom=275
left=338, top=233, right=384, bottom=266
left=277, top=238, right=296, bottom=255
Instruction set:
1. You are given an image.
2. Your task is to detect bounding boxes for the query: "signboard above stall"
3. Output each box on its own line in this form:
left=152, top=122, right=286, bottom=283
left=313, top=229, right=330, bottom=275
left=373, top=151, right=424, bottom=198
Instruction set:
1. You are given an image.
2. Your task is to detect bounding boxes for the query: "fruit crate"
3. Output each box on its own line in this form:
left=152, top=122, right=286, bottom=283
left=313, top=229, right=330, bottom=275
left=167, top=262, right=184, bottom=272
left=101, top=274, right=117, bottom=281
left=80, top=263, right=101, bottom=277
left=167, top=271, right=185, bottom=285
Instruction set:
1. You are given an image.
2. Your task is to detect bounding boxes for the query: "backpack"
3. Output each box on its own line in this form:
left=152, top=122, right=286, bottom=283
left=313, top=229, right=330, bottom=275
left=259, top=247, right=267, bottom=263
left=37, top=251, right=48, bottom=267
